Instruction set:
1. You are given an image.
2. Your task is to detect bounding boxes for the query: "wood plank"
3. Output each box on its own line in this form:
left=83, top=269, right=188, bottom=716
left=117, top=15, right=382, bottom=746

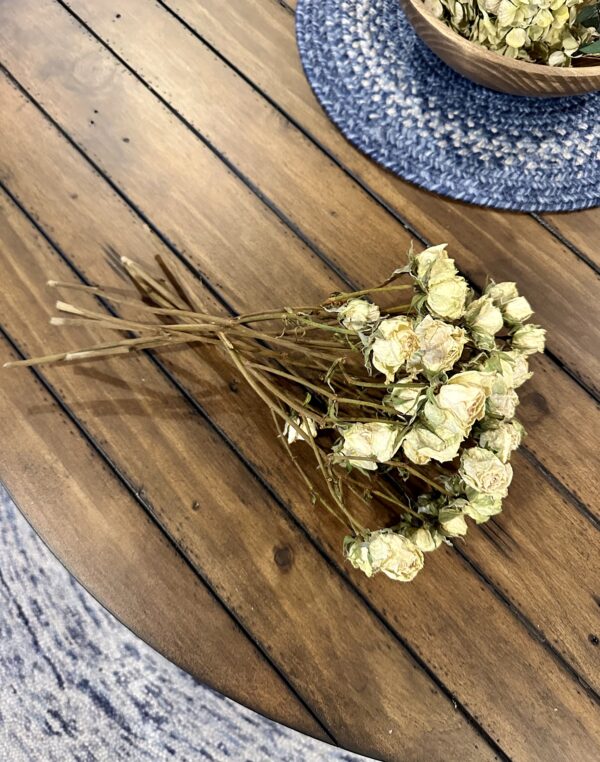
left=0, top=340, right=327, bottom=742
left=63, top=0, right=412, bottom=274
left=541, top=210, right=600, bottom=271
left=0, top=192, right=493, bottom=761
left=1, top=78, right=599, bottom=761
left=47, top=0, right=600, bottom=519
left=0, top=1, right=337, bottom=311
left=1, top=2, right=597, bottom=524
left=139, top=0, right=600, bottom=395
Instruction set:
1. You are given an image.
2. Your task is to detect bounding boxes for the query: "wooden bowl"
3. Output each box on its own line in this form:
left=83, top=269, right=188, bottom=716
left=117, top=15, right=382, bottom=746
left=399, top=0, right=600, bottom=96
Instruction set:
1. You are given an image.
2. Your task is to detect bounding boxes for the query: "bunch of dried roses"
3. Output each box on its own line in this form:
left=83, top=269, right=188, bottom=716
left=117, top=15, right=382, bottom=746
left=5, top=245, right=545, bottom=582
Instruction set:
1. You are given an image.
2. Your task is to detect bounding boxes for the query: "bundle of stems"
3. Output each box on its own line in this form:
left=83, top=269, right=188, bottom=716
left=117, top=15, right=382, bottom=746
left=5, top=256, right=439, bottom=533
left=6, top=246, right=543, bottom=582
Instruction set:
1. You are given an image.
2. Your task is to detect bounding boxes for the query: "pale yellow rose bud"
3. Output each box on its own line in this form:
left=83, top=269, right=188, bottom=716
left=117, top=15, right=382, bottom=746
left=487, top=374, right=519, bottom=419
left=426, top=275, right=469, bottom=320
left=438, top=507, right=469, bottom=537
left=482, top=351, right=531, bottom=389
left=409, top=315, right=467, bottom=375
left=337, top=298, right=380, bottom=332
left=451, top=370, right=496, bottom=396
left=371, top=317, right=419, bottom=383
left=501, top=351, right=531, bottom=388
left=413, top=243, right=454, bottom=282
left=402, top=424, right=463, bottom=465
left=460, top=447, right=513, bottom=497
left=344, top=530, right=424, bottom=582
left=339, top=422, right=402, bottom=470
left=465, top=295, right=504, bottom=349
left=405, top=524, right=444, bottom=552
left=503, top=296, right=533, bottom=325
left=385, top=382, right=427, bottom=416
left=479, top=420, right=524, bottom=462
left=463, top=490, right=503, bottom=523
left=403, top=400, right=466, bottom=464
left=436, top=370, right=493, bottom=429
left=512, top=325, right=546, bottom=355
left=486, top=281, right=518, bottom=306
left=284, top=415, right=318, bottom=444
left=343, top=535, right=372, bottom=576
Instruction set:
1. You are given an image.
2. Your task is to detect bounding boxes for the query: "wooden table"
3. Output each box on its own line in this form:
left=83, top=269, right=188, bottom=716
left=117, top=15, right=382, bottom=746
left=0, top=1, right=598, bottom=760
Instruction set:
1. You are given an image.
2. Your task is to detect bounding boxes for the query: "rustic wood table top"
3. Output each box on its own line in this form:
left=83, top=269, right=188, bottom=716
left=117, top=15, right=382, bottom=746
left=0, top=1, right=599, bottom=760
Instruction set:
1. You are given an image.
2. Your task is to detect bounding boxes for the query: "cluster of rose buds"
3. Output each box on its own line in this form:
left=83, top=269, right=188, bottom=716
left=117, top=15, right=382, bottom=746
left=424, top=0, right=598, bottom=66
left=328, top=245, right=544, bottom=582
left=7, top=249, right=545, bottom=583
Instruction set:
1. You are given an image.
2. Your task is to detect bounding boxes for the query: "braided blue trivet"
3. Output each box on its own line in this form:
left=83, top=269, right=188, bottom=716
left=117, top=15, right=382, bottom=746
left=296, top=0, right=600, bottom=211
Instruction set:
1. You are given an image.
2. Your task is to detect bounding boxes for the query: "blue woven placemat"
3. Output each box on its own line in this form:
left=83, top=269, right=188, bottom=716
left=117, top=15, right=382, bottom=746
left=296, top=0, right=600, bottom=212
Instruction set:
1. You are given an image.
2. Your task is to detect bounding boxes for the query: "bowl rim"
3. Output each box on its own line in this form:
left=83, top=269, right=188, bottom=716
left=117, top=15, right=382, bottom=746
left=402, top=0, right=600, bottom=78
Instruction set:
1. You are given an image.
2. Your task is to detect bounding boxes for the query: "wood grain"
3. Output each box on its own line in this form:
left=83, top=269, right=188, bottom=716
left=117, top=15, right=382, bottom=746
left=1, top=69, right=599, bottom=760
left=541, top=210, right=600, bottom=271
left=0, top=336, right=327, bottom=742
left=399, top=0, right=600, bottom=96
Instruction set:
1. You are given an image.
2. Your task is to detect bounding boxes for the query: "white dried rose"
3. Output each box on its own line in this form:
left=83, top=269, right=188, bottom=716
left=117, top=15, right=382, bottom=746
left=482, top=351, right=531, bottom=389
left=284, top=415, right=318, bottom=444
left=385, top=382, right=427, bottom=416
left=343, top=535, right=372, bottom=576
left=409, top=315, right=467, bottom=375
left=402, top=400, right=466, bottom=464
left=465, top=295, right=503, bottom=348
left=412, top=245, right=469, bottom=320
left=501, top=350, right=532, bottom=388
left=463, top=490, right=503, bottom=523
left=426, top=275, right=469, bottom=320
left=512, top=324, right=546, bottom=355
left=502, top=296, right=533, bottom=325
left=344, top=530, right=424, bottom=582
left=438, top=506, right=469, bottom=537
left=337, top=298, right=380, bottom=332
left=371, top=316, right=419, bottom=383
left=459, top=447, right=513, bottom=497
left=450, top=369, right=496, bottom=396
left=339, top=422, right=402, bottom=470
left=486, top=281, right=519, bottom=305
left=413, top=243, right=455, bottom=283
left=402, top=424, right=464, bottom=465
left=479, top=420, right=525, bottom=462
left=487, top=374, right=519, bottom=419
left=436, top=370, right=494, bottom=429
left=405, top=524, right=444, bottom=552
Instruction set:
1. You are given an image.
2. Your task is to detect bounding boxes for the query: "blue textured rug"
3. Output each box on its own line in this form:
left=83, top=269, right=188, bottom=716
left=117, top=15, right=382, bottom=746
left=0, top=485, right=368, bottom=762
left=296, top=0, right=600, bottom=211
